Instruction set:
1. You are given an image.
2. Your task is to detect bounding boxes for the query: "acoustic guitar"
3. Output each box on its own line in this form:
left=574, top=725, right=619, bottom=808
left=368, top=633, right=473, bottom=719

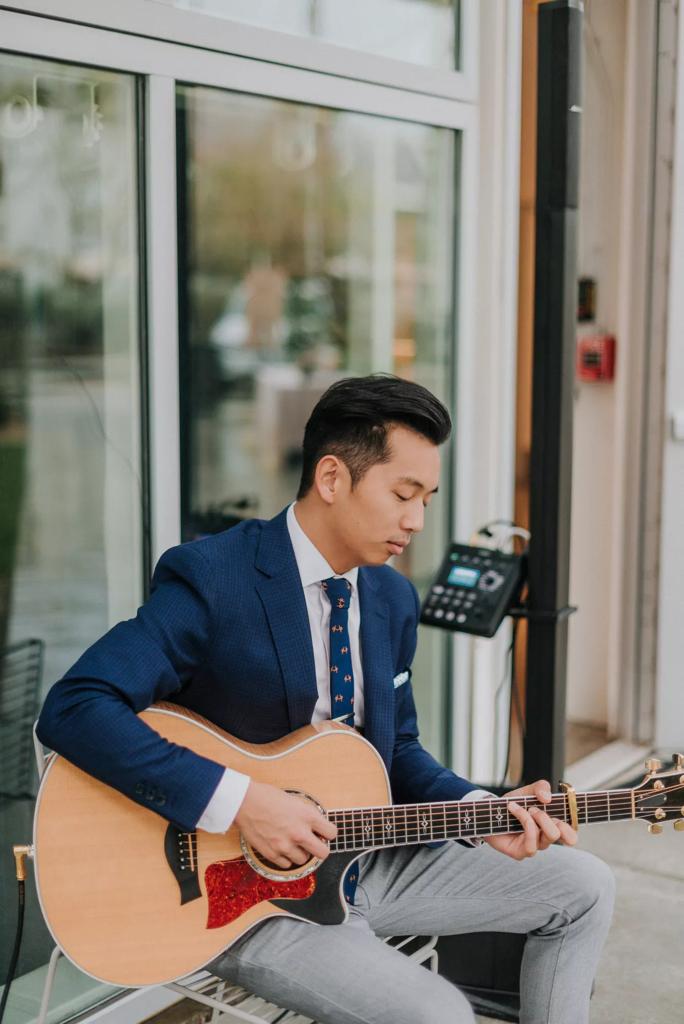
left=32, top=703, right=684, bottom=987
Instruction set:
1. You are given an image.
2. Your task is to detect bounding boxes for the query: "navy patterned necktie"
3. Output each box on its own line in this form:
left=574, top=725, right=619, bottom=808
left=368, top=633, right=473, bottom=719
left=322, top=576, right=355, bottom=727
left=322, top=576, right=358, bottom=905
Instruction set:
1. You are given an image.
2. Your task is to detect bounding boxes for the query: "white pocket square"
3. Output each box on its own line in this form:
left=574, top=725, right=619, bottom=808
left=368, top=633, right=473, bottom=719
left=393, top=670, right=410, bottom=689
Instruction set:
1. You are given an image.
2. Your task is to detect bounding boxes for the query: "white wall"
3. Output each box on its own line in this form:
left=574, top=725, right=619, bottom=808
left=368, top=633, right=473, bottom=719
left=566, top=0, right=626, bottom=727
left=450, top=0, right=522, bottom=784
left=654, top=0, right=684, bottom=751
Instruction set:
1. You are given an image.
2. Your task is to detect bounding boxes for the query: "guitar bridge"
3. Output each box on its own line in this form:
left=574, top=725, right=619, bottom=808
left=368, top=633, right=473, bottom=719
left=164, top=825, right=201, bottom=905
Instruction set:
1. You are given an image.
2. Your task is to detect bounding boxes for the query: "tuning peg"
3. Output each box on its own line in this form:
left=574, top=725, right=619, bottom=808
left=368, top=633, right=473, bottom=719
left=645, top=757, right=662, bottom=773
left=674, top=753, right=684, bottom=770
left=674, top=821, right=684, bottom=832
left=648, top=823, right=663, bottom=835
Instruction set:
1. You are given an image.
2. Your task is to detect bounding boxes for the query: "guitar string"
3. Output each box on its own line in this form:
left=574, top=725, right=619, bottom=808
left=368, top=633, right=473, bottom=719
left=325, top=795, right=634, bottom=831
left=177, top=784, right=682, bottom=855
left=327, top=814, right=645, bottom=848
left=325, top=797, right=667, bottom=827
left=322, top=791, right=680, bottom=851
left=325, top=786, right=679, bottom=823
left=325, top=783, right=681, bottom=816
left=326, top=806, right=675, bottom=853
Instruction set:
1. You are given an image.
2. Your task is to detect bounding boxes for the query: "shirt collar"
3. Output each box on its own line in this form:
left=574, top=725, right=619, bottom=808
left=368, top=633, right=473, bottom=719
left=286, top=503, right=358, bottom=592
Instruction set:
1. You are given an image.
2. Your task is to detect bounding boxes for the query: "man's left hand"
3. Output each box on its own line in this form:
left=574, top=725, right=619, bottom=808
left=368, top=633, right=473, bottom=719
left=484, top=780, right=578, bottom=860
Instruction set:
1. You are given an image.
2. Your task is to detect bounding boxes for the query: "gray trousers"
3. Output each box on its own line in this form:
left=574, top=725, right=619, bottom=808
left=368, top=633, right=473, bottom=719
left=211, top=842, right=615, bottom=1024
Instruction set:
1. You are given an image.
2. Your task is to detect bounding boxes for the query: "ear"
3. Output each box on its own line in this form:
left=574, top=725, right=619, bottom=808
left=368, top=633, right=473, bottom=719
left=313, top=455, right=348, bottom=505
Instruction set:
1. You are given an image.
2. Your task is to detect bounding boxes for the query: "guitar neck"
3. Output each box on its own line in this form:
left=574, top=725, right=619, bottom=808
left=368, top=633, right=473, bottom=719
left=326, top=789, right=635, bottom=853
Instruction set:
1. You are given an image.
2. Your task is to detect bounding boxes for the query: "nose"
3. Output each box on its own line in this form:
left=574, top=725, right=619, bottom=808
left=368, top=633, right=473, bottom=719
left=400, top=500, right=424, bottom=534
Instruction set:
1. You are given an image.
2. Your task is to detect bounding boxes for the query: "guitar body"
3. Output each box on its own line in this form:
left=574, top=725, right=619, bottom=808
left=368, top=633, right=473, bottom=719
left=33, top=705, right=390, bottom=987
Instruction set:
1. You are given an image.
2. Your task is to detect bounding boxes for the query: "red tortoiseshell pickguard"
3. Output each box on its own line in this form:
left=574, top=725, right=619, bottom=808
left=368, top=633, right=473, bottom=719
left=204, top=859, right=316, bottom=929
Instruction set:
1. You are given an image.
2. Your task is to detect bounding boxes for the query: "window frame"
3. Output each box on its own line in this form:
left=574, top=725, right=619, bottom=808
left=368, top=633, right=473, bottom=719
left=0, top=7, right=479, bottom=571
left=1, top=0, right=479, bottom=102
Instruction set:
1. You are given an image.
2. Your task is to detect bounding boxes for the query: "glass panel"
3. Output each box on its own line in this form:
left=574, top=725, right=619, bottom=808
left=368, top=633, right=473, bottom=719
left=178, top=85, right=457, bottom=758
left=0, top=53, right=141, bottom=1009
left=154, top=0, right=461, bottom=70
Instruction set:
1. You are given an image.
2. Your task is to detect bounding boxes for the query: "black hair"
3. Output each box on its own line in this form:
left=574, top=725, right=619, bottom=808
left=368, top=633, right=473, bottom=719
left=296, top=374, right=451, bottom=499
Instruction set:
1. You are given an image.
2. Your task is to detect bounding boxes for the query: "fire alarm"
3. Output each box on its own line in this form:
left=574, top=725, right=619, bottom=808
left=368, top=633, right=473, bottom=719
left=576, top=334, right=616, bottom=382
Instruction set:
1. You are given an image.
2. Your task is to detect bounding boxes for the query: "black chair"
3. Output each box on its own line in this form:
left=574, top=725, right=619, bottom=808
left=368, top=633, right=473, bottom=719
left=0, top=638, right=44, bottom=801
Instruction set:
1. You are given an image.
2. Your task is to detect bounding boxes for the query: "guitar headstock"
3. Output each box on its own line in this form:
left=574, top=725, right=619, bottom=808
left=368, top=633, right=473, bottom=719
left=633, top=755, right=684, bottom=834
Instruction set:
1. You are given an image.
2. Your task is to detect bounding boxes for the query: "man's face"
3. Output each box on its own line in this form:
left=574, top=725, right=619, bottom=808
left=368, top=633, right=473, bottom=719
left=329, top=425, right=441, bottom=568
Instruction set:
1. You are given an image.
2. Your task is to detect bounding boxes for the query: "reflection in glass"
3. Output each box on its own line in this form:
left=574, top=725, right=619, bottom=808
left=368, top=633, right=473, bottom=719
left=155, top=0, right=461, bottom=70
left=0, top=54, right=141, bottom=1002
left=178, top=86, right=457, bottom=759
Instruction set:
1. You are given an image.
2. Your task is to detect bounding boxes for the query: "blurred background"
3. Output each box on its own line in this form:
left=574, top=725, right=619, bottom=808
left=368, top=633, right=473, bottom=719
left=1, top=1, right=683, bottom=1021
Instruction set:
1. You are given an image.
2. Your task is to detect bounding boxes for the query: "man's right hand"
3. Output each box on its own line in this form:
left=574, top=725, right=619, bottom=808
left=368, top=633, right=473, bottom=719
left=234, top=780, right=337, bottom=868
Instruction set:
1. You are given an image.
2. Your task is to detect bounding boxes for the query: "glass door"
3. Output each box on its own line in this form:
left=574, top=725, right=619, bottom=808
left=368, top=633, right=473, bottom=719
left=0, top=51, right=143, bottom=1009
left=177, top=85, right=458, bottom=757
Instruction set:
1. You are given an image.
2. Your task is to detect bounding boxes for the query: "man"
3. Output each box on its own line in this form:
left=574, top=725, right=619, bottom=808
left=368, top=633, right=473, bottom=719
left=37, top=375, right=614, bottom=1024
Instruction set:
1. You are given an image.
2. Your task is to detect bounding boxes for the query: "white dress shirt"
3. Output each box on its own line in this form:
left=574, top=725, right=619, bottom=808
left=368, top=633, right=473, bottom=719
left=197, top=503, right=490, bottom=834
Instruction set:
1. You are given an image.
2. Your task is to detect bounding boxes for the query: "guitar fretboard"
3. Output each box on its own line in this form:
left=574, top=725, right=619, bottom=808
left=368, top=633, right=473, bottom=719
left=325, top=790, right=634, bottom=853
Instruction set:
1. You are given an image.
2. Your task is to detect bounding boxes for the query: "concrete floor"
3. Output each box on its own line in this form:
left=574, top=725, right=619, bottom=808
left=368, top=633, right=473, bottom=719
left=477, top=814, right=684, bottom=1024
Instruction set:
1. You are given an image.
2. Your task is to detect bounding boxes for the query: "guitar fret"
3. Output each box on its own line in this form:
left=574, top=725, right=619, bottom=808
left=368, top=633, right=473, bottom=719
left=328, top=781, right=644, bottom=854
left=356, top=808, right=363, bottom=848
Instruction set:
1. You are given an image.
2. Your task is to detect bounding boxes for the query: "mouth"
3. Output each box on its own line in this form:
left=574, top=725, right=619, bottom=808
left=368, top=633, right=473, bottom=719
left=387, top=540, right=409, bottom=556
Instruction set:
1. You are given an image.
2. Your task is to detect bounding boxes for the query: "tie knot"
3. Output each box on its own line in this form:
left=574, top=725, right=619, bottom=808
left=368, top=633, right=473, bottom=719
left=322, top=576, right=352, bottom=610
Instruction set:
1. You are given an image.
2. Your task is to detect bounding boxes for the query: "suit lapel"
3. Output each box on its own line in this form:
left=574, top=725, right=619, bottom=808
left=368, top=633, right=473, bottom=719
left=254, top=511, right=318, bottom=730
left=358, top=569, right=395, bottom=769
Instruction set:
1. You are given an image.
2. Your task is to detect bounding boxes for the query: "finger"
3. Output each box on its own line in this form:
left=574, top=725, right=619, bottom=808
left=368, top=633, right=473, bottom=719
left=268, top=851, right=294, bottom=869
left=312, top=813, right=337, bottom=841
left=533, top=780, right=553, bottom=804
left=283, top=843, right=311, bottom=866
left=529, top=807, right=561, bottom=843
left=556, top=821, right=578, bottom=846
left=508, top=801, right=539, bottom=857
left=301, top=833, right=332, bottom=861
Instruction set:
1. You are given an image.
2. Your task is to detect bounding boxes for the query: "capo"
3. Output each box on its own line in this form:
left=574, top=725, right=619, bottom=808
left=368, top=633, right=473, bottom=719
left=559, top=781, right=579, bottom=831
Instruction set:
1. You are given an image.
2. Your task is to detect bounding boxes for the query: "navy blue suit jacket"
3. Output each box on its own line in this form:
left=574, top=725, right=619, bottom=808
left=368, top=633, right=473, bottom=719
left=37, top=509, right=477, bottom=832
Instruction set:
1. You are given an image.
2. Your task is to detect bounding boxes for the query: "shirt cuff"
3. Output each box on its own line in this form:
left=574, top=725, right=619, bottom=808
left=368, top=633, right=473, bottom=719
left=459, top=789, right=495, bottom=845
left=196, top=767, right=251, bottom=833
left=460, top=789, right=495, bottom=801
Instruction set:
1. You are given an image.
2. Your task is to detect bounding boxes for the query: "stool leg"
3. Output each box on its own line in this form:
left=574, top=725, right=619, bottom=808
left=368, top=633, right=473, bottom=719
left=37, top=946, right=63, bottom=1024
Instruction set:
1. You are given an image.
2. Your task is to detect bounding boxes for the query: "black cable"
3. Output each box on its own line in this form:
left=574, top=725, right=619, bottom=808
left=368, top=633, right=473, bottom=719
left=0, top=879, right=25, bottom=1024
left=497, top=619, right=519, bottom=787
left=497, top=615, right=529, bottom=789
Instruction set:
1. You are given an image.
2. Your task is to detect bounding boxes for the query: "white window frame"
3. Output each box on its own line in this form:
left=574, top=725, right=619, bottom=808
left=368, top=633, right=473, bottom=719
left=0, top=5, right=482, bottom=569
left=1, top=0, right=479, bottom=102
